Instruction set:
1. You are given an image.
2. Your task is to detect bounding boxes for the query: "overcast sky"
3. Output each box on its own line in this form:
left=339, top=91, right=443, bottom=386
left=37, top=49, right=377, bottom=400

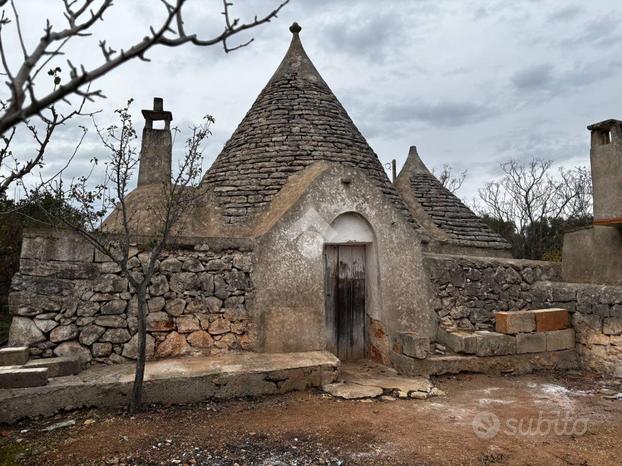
left=10, top=0, right=622, bottom=201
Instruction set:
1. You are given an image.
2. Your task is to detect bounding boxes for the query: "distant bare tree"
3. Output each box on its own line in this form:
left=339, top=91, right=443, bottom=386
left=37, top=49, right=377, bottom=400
left=477, top=158, right=593, bottom=259
left=34, top=100, right=212, bottom=413
left=433, top=164, right=467, bottom=194
left=0, top=0, right=288, bottom=195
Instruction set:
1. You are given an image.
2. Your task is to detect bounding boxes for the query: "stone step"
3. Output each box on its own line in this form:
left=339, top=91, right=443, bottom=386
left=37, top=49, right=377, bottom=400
left=24, top=357, right=83, bottom=378
left=391, top=348, right=578, bottom=377
left=0, top=367, right=48, bottom=389
left=0, top=347, right=30, bottom=366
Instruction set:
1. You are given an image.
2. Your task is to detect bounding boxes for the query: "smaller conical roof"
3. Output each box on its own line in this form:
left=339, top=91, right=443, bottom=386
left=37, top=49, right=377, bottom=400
left=396, top=146, right=511, bottom=251
left=203, top=23, right=415, bottom=227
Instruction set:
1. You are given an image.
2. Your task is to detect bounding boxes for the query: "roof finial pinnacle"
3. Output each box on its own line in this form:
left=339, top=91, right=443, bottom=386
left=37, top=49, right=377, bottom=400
left=289, top=22, right=301, bottom=34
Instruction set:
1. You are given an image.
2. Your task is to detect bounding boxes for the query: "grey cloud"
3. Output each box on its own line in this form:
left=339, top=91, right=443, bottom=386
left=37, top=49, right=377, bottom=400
left=548, top=6, right=584, bottom=22
left=383, top=100, right=495, bottom=128
left=511, top=64, right=554, bottom=91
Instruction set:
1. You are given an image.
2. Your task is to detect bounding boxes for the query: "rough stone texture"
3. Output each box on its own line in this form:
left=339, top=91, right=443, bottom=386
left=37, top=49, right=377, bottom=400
left=546, top=329, right=576, bottom=352
left=0, top=367, right=48, bottom=389
left=516, top=332, right=547, bottom=354
left=122, top=334, right=155, bottom=360
left=424, top=253, right=561, bottom=331
left=436, top=328, right=477, bottom=354
left=475, top=331, right=516, bottom=356
left=0, top=347, right=30, bottom=366
left=7, top=232, right=255, bottom=365
left=201, top=29, right=416, bottom=227
left=398, top=333, right=429, bottom=360
left=534, top=308, right=569, bottom=332
left=322, top=383, right=383, bottom=399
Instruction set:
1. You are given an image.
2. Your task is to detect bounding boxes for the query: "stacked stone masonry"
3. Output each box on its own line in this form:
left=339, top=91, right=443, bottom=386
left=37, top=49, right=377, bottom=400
left=425, top=253, right=622, bottom=376
left=409, top=172, right=509, bottom=250
left=8, top=231, right=256, bottom=365
left=202, top=34, right=416, bottom=226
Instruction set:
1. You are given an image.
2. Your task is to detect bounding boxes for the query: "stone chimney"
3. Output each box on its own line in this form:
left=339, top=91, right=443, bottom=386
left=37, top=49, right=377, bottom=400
left=137, top=97, right=173, bottom=187
left=587, top=119, right=622, bottom=225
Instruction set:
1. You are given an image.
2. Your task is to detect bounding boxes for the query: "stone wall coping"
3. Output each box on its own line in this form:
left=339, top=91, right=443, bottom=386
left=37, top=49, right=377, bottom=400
left=22, top=228, right=256, bottom=252
left=423, top=252, right=561, bottom=270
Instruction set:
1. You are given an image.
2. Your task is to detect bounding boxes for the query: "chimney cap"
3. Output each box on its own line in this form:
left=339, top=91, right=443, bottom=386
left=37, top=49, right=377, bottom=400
left=587, top=119, right=622, bottom=131
left=142, top=97, right=173, bottom=123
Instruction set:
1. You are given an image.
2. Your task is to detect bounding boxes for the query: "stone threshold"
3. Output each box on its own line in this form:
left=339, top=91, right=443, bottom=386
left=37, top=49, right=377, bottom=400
left=0, top=351, right=339, bottom=424
left=390, top=349, right=578, bottom=377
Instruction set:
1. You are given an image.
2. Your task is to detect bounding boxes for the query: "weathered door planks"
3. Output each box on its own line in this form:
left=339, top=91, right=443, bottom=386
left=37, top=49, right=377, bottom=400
left=324, top=245, right=366, bottom=360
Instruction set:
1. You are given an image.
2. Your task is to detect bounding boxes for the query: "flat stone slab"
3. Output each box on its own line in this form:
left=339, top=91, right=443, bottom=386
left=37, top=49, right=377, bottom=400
left=0, top=347, right=30, bottom=366
left=0, top=351, right=339, bottom=424
left=323, top=382, right=383, bottom=399
left=0, top=367, right=47, bottom=389
left=24, top=356, right=83, bottom=378
left=391, top=349, right=578, bottom=377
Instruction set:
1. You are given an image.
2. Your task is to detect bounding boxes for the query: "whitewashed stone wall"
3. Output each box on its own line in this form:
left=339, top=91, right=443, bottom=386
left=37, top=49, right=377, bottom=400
left=8, top=229, right=256, bottom=365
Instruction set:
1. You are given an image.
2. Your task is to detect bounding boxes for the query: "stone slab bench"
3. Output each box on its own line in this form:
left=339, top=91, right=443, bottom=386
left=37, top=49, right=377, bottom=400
left=0, top=351, right=340, bottom=424
left=24, top=356, right=83, bottom=378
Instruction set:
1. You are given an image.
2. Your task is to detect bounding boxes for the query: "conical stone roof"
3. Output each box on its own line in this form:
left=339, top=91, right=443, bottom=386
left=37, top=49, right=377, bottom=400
left=203, top=23, right=416, bottom=226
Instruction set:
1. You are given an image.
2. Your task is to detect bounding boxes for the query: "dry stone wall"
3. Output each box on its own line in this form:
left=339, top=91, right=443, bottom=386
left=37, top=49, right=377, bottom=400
left=423, top=253, right=562, bottom=331
left=424, top=253, right=622, bottom=376
left=8, top=229, right=256, bottom=365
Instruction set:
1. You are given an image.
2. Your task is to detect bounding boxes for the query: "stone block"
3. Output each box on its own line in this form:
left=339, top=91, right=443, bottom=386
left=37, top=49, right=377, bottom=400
left=534, top=309, right=569, bottom=332
left=399, top=333, right=429, bottom=359
left=546, top=329, right=575, bottom=352
left=437, top=328, right=477, bottom=354
left=604, top=317, right=622, bottom=335
left=516, top=333, right=546, bottom=354
left=0, top=347, right=30, bottom=366
left=475, top=331, right=516, bottom=356
left=495, top=311, right=536, bottom=334
left=8, top=317, right=46, bottom=347
left=24, top=356, right=83, bottom=377
left=0, top=367, right=48, bottom=388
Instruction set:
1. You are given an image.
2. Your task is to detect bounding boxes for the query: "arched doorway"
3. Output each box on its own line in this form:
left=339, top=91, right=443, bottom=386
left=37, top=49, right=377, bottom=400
left=324, top=213, right=375, bottom=360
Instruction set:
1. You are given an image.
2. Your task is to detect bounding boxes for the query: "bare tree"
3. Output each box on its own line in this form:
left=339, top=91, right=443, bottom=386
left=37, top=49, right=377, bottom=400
left=0, top=0, right=288, bottom=195
left=35, top=100, right=212, bottom=412
left=477, top=158, right=593, bottom=259
left=432, top=164, right=468, bottom=194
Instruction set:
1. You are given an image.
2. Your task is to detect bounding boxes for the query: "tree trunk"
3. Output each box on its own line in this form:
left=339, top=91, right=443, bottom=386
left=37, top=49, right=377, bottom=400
left=128, top=284, right=148, bottom=414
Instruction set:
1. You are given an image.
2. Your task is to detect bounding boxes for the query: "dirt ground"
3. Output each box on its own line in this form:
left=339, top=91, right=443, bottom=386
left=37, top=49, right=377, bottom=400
left=1, top=371, right=622, bottom=465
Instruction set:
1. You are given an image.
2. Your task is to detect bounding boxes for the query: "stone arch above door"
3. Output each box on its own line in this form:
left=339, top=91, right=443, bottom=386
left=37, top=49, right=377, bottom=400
left=327, top=212, right=375, bottom=244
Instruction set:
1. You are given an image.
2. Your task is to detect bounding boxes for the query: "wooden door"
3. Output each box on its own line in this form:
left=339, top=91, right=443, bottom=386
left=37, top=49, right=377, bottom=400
left=325, top=245, right=366, bottom=360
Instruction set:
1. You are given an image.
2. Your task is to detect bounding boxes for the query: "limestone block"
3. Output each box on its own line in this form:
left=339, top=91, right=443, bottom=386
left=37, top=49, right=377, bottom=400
left=604, top=317, right=622, bottom=335
left=101, top=299, right=127, bottom=315
left=495, top=311, right=536, bottom=334
left=8, top=317, right=46, bottom=347
left=169, top=272, right=200, bottom=292
left=147, top=297, right=166, bottom=313
left=516, top=332, right=546, bottom=354
left=182, top=257, right=205, bottom=272
left=94, top=316, right=127, bottom=328
left=176, top=315, right=201, bottom=333
left=149, top=275, right=169, bottom=296
left=186, top=330, right=214, bottom=349
left=146, top=312, right=174, bottom=332
left=100, top=328, right=131, bottom=344
left=122, top=333, right=155, bottom=360
left=25, top=356, right=83, bottom=377
left=436, top=328, right=477, bottom=354
left=0, top=347, right=30, bottom=366
left=160, top=257, right=182, bottom=273
left=53, top=341, right=92, bottom=363
left=208, top=318, right=231, bottom=335
left=546, top=329, right=576, bottom=351
left=399, top=333, right=429, bottom=359
left=0, top=367, right=48, bottom=389
left=475, top=331, right=516, bottom=356
left=34, top=319, right=58, bottom=333
left=92, top=342, right=113, bottom=358
left=165, top=298, right=186, bottom=317
left=155, top=332, right=192, bottom=358
left=49, top=324, right=79, bottom=343
left=533, top=309, right=569, bottom=332
left=79, top=324, right=106, bottom=346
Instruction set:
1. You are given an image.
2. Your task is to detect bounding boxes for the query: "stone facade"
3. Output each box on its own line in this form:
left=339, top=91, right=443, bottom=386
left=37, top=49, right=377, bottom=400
left=424, top=253, right=561, bottom=331
left=8, top=230, right=256, bottom=365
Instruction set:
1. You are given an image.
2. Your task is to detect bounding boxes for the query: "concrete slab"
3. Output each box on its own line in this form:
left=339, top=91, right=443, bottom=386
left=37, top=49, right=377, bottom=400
left=0, top=367, right=48, bottom=389
left=0, top=351, right=339, bottom=424
left=0, top=347, right=29, bottom=366
left=437, top=329, right=477, bottom=354
left=25, top=356, right=83, bottom=378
